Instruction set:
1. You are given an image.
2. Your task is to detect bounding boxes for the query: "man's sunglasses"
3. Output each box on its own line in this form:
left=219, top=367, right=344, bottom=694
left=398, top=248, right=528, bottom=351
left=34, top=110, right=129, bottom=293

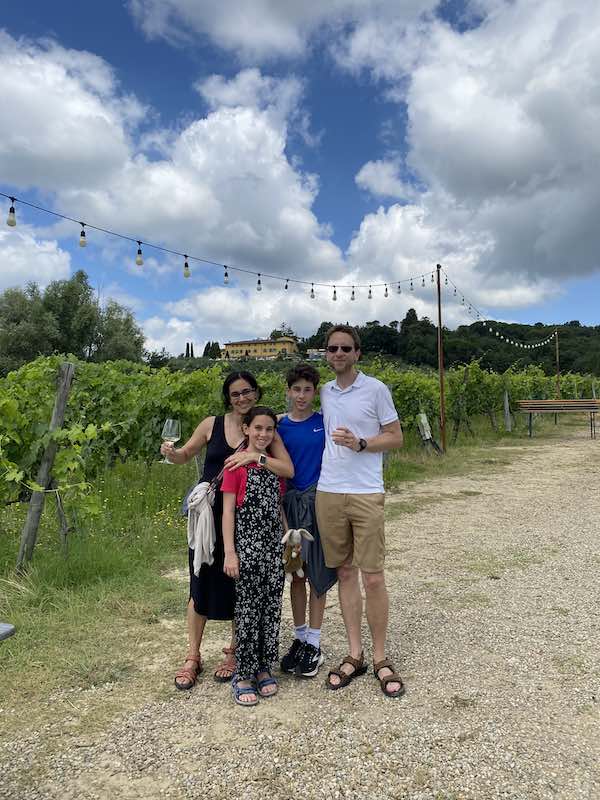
left=326, top=345, right=354, bottom=353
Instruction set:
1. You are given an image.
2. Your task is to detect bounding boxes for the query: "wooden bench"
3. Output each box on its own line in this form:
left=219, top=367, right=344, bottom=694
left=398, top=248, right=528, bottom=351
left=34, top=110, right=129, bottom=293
left=516, top=399, right=600, bottom=439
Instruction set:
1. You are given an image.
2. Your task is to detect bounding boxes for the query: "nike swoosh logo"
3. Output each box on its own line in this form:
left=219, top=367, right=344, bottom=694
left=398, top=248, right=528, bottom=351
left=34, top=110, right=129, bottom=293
left=313, top=428, right=324, bottom=432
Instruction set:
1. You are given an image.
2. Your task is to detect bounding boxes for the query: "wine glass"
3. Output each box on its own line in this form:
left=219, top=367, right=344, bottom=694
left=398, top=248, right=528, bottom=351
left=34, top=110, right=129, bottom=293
left=160, top=418, right=181, bottom=463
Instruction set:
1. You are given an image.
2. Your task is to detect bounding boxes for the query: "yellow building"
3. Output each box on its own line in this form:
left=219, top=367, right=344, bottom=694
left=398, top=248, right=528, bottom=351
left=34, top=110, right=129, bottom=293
left=223, top=336, right=299, bottom=360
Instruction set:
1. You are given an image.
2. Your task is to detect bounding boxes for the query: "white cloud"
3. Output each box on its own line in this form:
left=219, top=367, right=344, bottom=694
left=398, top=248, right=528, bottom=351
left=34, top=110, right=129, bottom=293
left=0, top=228, right=71, bottom=292
left=127, top=0, right=439, bottom=61
left=355, top=159, right=416, bottom=200
left=0, top=32, right=143, bottom=191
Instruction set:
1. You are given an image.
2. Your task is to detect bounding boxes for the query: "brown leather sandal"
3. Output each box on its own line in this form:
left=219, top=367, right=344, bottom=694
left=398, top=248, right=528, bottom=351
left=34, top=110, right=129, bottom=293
left=214, top=646, right=236, bottom=683
left=174, top=654, right=203, bottom=691
left=326, top=651, right=367, bottom=690
left=373, top=658, right=405, bottom=698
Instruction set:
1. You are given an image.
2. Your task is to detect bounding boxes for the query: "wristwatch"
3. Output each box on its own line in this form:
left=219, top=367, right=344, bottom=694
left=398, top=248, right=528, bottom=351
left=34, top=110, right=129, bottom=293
left=357, top=438, right=368, bottom=453
left=258, top=453, right=268, bottom=467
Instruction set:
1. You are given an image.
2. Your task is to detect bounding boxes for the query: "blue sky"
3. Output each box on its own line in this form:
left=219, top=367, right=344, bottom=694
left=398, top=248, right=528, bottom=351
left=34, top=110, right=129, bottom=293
left=1, top=0, right=599, bottom=355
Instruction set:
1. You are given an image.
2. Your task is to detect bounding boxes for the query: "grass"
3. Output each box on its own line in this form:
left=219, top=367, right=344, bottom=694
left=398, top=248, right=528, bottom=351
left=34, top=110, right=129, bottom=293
left=0, top=459, right=197, bottom=738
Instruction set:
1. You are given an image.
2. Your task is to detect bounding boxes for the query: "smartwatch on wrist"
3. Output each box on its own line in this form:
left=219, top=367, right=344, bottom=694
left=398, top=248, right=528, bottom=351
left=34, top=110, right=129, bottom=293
left=258, top=453, right=268, bottom=467
left=357, top=438, right=367, bottom=453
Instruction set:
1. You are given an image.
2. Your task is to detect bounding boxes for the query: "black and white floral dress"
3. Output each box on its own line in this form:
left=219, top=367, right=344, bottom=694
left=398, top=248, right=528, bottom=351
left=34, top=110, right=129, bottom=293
left=234, top=466, right=285, bottom=681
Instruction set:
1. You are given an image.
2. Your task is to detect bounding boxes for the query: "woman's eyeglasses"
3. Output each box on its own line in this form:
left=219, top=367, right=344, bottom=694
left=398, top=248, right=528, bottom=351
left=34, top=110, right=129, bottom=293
left=326, top=345, right=354, bottom=353
left=230, top=388, right=256, bottom=399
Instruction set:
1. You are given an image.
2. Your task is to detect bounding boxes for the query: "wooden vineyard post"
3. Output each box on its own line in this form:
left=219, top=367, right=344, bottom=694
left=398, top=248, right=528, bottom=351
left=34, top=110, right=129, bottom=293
left=503, top=389, right=512, bottom=432
left=16, top=362, right=75, bottom=572
left=436, top=264, right=447, bottom=453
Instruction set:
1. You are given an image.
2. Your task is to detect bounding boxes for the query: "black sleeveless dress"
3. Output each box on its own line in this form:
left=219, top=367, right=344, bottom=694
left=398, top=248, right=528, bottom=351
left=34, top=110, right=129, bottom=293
left=188, top=415, right=241, bottom=620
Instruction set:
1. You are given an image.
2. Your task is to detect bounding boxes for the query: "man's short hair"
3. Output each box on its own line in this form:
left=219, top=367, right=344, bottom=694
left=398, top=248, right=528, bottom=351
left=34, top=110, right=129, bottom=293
left=286, top=363, right=320, bottom=388
left=324, top=324, right=361, bottom=351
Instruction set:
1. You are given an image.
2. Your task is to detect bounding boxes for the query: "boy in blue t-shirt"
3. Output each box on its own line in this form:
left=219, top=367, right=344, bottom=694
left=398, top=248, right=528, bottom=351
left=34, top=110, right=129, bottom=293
left=278, top=364, right=337, bottom=678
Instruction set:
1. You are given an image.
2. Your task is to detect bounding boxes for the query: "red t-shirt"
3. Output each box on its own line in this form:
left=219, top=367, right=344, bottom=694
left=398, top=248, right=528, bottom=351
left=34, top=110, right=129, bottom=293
left=221, top=463, right=286, bottom=508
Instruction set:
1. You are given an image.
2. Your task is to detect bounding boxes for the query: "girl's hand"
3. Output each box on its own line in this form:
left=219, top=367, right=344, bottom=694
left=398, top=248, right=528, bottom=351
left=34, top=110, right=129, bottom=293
left=223, top=552, right=240, bottom=579
left=224, top=451, right=255, bottom=471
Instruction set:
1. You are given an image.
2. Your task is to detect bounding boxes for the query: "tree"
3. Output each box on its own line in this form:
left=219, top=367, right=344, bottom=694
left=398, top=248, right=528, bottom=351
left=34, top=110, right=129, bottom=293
left=186, top=342, right=190, bottom=358
left=146, top=348, right=171, bottom=368
left=190, top=342, right=195, bottom=358
left=210, top=341, right=221, bottom=358
left=269, top=321, right=295, bottom=339
left=42, top=270, right=101, bottom=359
left=202, top=341, right=211, bottom=357
left=93, top=300, right=145, bottom=362
left=0, top=284, right=59, bottom=374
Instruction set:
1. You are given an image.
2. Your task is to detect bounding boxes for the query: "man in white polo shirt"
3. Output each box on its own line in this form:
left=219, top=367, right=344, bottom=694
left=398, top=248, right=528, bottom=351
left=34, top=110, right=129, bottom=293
left=316, top=324, right=405, bottom=698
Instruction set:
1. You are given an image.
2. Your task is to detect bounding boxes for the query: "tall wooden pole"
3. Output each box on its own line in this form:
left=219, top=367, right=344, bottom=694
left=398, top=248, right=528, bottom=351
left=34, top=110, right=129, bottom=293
left=555, top=330, right=561, bottom=399
left=436, top=264, right=447, bottom=453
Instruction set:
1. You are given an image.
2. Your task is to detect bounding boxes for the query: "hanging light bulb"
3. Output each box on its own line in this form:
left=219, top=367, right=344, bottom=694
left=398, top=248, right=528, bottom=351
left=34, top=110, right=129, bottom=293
left=421, top=276, right=425, bottom=288
left=256, top=273, right=262, bottom=292
left=468, top=305, right=472, bottom=314
left=310, top=283, right=315, bottom=299
left=461, top=296, right=465, bottom=305
left=453, top=287, right=457, bottom=296
left=351, top=286, right=355, bottom=301
left=445, top=275, right=448, bottom=286
left=333, top=285, right=337, bottom=301
left=496, top=331, right=499, bottom=337
left=223, top=266, right=229, bottom=285
left=431, top=273, right=434, bottom=283
left=410, top=279, right=414, bottom=291
left=368, top=285, right=372, bottom=299
left=397, top=282, right=402, bottom=294
left=284, top=279, right=289, bottom=291
left=6, top=197, right=16, bottom=227
left=135, top=241, right=143, bottom=266
left=384, top=285, right=388, bottom=298
left=79, top=223, right=86, bottom=247
left=183, top=256, right=191, bottom=278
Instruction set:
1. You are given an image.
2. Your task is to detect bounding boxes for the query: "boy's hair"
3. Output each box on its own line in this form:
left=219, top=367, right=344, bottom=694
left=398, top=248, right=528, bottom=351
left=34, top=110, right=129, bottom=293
left=286, top=363, right=320, bottom=389
left=324, top=324, right=361, bottom=351
left=242, top=406, right=278, bottom=428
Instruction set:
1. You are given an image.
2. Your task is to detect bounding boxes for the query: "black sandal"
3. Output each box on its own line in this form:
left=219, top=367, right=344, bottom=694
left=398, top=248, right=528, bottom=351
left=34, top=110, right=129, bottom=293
left=326, top=652, right=367, bottom=690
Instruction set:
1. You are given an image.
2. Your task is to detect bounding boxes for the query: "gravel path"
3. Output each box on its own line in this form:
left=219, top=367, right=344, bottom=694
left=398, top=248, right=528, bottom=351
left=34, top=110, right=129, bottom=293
left=1, top=432, right=599, bottom=800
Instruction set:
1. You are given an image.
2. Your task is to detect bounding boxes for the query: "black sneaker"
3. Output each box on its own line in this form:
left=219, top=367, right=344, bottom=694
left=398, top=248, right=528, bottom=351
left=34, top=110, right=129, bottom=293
left=280, top=639, right=305, bottom=673
left=295, top=643, right=325, bottom=678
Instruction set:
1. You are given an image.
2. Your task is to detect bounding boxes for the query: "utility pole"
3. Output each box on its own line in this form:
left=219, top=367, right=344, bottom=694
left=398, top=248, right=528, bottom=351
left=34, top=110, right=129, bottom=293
left=436, top=264, right=447, bottom=453
left=555, top=330, right=561, bottom=398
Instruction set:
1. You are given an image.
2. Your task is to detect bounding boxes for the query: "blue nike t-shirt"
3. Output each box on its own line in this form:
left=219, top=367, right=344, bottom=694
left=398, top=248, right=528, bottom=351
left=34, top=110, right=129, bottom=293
left=278, top=411, right=325, bottom=491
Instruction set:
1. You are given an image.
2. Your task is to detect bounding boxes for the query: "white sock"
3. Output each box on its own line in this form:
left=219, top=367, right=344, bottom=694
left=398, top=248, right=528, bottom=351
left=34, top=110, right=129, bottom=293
left=306, top=627, right=321, bottom=649
left=295, top=624, right=308, bottom=642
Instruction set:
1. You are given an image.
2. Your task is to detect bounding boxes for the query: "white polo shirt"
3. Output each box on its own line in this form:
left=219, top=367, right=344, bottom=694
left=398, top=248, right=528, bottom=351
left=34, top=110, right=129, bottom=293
left=317, top=371, right=399, bottom=494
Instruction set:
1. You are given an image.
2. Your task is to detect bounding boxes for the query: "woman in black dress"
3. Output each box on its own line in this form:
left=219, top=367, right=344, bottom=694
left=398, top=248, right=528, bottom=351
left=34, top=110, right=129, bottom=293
left=160, top=372, right=294, bottom=690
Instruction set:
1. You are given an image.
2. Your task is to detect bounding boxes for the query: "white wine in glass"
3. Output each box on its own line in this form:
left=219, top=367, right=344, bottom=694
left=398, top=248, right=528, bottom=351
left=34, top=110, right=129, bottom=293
left=161, top=418, right=181, bottom=463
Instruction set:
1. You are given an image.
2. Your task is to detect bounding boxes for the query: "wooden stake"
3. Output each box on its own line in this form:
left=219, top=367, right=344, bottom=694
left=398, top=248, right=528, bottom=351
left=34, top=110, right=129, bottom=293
left=16, top=362, right=75, bottom=571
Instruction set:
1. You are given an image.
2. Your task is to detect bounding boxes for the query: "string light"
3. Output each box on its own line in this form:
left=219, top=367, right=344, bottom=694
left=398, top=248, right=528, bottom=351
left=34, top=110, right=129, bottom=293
left=223, top=266, right=229, bottom=285
left=421, top=276, right=425, bottom=288
left=6, top=197, right=16, bottom=227
left=397, top=282, right=402, bottom=294
left=284, top=279, right=289, bottom=291
left=351, top=286, right=355, bottom=301
left=453, top=287, right=457, bottom=296
left=368, top=285, right=372, bottom=299
left=445, top=275, right=448, bottom=285
left=410, top=279, right=414, bottom=291
left=332, top=285, right=337, bottom=301
left=256, top=274, right=262, bottom=292
left=135, top=241, right=143, bottom=266
left=183, top=256, right=190, bottom=278
left=79, top=224, right=86, bottom=247
left=310, top=283, right=315, bottom=299
left=384, top=285, right=388, bottom=298
left=431, top=273, right=434, bottom=283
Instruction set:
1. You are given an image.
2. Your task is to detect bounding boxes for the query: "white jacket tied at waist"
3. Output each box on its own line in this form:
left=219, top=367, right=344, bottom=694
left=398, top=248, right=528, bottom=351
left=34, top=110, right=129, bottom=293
left=186, top=481, right=216, bottom=575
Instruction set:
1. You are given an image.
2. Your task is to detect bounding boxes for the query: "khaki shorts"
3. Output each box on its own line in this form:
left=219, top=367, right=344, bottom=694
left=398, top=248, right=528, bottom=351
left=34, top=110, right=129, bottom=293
left=315, top=491, right=385, bottom=573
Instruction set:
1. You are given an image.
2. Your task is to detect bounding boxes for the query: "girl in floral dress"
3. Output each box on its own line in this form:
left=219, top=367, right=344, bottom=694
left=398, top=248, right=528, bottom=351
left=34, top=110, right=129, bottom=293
left=221, top=407, right=287, bottom=706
